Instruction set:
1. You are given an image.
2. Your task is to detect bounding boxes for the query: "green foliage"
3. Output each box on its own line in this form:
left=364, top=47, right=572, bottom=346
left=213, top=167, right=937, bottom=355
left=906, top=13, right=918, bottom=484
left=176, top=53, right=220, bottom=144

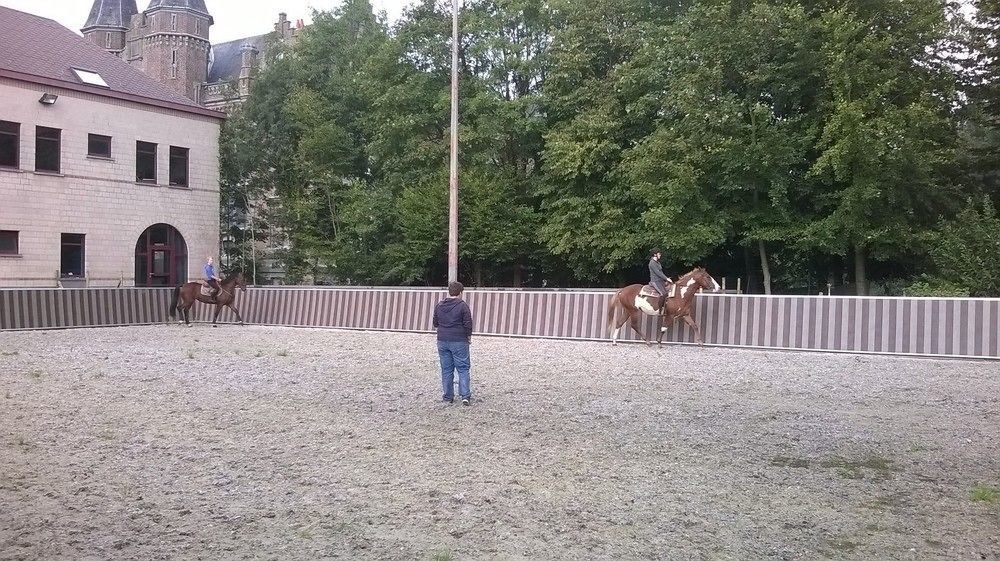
left=218, top=0, right=994, bottom=291
left=925, top=199, right=1000, bottom=296
left=904, top=278, right=971, bottom=298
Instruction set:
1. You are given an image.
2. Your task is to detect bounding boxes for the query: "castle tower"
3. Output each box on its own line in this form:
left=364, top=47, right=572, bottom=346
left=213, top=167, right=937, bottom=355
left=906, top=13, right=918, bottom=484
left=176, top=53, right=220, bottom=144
left=81, top=0, right=139, bottom=57
left=238, top=43, right=259, bottom=98
left=134, top=0, right=214, bottom=101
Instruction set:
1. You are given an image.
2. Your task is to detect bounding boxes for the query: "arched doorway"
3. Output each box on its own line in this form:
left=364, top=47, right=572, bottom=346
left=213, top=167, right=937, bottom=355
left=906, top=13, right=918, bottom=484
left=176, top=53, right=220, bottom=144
left=135, top=224, right=188, bottom=286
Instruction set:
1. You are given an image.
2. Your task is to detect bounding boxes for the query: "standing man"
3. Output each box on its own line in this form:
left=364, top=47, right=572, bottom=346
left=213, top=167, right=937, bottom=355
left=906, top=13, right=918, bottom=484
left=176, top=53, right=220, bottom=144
left=433, top=281, right=473, bottom=406
left=649, top=248, right=673, bottom=311
left=204, top=256, right=222, bottom=302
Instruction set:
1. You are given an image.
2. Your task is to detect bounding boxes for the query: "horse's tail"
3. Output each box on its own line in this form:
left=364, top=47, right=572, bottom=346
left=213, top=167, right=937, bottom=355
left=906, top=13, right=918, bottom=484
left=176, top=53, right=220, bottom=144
left=606, top=291, right=619, bottom=337
left=169, top=285, right=181, bottom=318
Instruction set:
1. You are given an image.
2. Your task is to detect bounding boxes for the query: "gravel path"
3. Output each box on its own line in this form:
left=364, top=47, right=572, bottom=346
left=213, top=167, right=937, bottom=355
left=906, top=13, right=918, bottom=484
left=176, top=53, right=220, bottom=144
left=1, top=325, right=999, bottom=560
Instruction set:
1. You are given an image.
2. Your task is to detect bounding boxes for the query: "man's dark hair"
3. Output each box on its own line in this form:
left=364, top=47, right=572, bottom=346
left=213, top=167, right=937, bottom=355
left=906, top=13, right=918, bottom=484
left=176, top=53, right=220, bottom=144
left=650, top=248, right=662, bottom=257
left=448, top=281, right=464, bottom=297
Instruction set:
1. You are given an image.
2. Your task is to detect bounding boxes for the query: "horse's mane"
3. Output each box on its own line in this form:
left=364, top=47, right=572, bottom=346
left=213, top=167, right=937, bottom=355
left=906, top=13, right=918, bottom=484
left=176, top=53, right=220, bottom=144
left=222, top=272, right=243, bottom=284
left=675, top=268, right=702, bottom=284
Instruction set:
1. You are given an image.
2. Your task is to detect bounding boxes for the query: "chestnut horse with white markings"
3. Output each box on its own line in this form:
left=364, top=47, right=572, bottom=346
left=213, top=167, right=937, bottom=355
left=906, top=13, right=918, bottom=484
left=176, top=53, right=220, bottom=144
left=607, top=267, right=721, bottom=346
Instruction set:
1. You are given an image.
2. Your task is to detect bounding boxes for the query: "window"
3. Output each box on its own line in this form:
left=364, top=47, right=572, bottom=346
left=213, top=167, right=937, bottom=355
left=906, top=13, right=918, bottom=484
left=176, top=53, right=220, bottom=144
left=72, top=68, right=109, bottom=88
left=136, top=141, right=157, bottom=182
left=0, top=231, right=17, bottom=255
left=105, top=32, right=112, bottom=48
left=171, top=13, right=177, bottom=31
left=169, top=146, right=189, bottom=186
left=35, top=126, right=60, bottom=173
left=195, top=19, right=201, bottom=34
left=170, top=50, right=178, bottom=78
left=0, top=121, right=18, bottom=168
left=88, top=134, right=112, bottom=159
left=60, top=234, right=85, bottom=278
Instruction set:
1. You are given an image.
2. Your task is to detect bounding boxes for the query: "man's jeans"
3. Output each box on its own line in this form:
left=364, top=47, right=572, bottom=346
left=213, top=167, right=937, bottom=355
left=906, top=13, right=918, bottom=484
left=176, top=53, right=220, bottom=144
left=437, top=340, right=471, bottom=401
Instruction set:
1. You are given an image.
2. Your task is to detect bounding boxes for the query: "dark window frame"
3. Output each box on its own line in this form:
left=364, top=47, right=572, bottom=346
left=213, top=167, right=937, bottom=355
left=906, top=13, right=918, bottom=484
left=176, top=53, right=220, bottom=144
left=60, top=233, right=86, bottom=278
left=136, top=141, right=157, bottom=183
left=169, top=146, right=189, bottom=187
left=0, top=120, right=18, bottom=169
left=88, top=134, right=112, bottom=159
left=35, top=126, right=61, bottom=174
left=0, top=230, right=18, bottom=255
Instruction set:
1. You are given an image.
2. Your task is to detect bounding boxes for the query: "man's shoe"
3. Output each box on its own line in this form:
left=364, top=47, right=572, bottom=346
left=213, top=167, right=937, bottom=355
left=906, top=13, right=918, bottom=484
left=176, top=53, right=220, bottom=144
left=443, top=397, right=454, bottom=404
left=461, top=398, right=471, bottom=406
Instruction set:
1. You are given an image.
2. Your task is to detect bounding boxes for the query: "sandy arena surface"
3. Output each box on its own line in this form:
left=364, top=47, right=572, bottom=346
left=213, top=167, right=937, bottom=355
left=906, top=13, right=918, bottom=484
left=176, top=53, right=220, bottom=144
left=1, top=325, right=999, bottom=560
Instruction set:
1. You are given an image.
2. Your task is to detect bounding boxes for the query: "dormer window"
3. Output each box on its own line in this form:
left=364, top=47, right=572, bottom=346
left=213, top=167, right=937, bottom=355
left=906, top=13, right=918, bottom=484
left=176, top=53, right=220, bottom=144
left=72, top=68, right=109, bottom=88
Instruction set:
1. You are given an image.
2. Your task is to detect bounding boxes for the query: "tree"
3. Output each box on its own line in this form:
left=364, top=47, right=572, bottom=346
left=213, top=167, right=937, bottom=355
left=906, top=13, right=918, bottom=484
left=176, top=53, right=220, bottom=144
left=623, top=1, right=821, bottom=294
left=805, top=0, right=960, bottom=295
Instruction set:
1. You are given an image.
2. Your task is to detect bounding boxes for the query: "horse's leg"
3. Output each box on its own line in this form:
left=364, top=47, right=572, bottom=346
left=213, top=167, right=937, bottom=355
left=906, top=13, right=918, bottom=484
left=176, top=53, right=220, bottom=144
left=656, top=313, right=666, bottom=347
left=228, top=304, right=244, bottom=325
left=628, top=311, right=650, bottom=346
left=612, top=310, right=630, bottom=346
left=682, top=314, right=704, bottom=344
left=212, top=303, right=222, bottom=326
left=606, top=298, right=618, bottom=339
left=176, top=294, right=186, bottom=325
left=183, top=305, right=191, bottom=327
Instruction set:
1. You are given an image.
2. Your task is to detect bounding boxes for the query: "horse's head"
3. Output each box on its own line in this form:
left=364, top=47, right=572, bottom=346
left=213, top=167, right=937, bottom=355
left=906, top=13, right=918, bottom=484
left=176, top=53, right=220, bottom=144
left=691, top=267, right=722, bottom=293
left=234, top=273, right=248, bottom=293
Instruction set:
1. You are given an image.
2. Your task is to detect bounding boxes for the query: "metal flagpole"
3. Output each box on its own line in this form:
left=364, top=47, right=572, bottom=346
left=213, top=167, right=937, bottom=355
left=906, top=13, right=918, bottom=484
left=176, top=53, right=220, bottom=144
left=447, top=0, right=460, bottom=284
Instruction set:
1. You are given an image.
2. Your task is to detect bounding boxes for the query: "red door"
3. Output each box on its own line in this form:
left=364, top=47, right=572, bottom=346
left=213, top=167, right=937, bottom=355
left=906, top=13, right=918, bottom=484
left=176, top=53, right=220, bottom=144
left=135, top=224, right=187, bottom=286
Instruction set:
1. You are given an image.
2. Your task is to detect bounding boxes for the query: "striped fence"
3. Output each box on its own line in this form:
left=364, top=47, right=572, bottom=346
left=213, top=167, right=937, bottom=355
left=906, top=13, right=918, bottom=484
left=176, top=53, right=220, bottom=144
left=1, top=287, right=998, bottom=360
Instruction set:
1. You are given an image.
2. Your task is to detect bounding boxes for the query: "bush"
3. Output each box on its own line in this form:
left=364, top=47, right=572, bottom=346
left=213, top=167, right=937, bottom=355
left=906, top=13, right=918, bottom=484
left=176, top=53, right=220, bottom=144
left=926, top=199, right=1000, bottom=297
left=904, top=277, right=971, bottom=297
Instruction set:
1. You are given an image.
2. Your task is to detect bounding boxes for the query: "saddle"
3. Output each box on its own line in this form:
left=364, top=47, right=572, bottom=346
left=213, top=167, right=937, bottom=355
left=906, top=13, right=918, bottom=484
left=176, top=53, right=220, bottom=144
left=640, top=284, right=676, bottom=299
left=197, top=281, right=215, bottom=298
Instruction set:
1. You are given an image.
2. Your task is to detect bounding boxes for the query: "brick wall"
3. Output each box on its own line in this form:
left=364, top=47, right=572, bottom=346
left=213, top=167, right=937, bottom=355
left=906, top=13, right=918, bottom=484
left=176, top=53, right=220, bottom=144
left=0, top=78, right=221, bottom=287
left=132, top=10, right=211, bottom=101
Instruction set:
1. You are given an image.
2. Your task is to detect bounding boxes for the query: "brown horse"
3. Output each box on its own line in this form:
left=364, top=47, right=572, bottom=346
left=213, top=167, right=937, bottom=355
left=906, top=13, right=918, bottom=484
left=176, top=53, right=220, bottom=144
left=607, top=267, right=721, bottom=346
left=169, top=273, right=247, bottom=327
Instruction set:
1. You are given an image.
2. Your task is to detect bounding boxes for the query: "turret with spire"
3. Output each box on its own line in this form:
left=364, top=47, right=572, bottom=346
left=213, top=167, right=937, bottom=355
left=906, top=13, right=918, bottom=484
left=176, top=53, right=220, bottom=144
left=81, top=0, right=139, bottom=56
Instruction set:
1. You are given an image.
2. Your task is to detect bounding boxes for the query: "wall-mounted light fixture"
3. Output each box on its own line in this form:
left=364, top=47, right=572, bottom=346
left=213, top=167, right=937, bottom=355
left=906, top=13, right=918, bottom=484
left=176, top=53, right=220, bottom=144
left=38, top=93, right=59, bottom=105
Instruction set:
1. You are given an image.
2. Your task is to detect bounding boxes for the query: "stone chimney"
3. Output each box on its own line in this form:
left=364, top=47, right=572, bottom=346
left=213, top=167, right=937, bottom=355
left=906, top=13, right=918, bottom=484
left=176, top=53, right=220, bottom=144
left=275, top=13, right=293, bottom=40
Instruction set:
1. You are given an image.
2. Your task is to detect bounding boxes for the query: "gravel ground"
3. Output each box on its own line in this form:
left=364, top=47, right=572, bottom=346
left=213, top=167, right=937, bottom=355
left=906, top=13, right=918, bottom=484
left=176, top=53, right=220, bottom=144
left=1, top=325, right=999, bottom=561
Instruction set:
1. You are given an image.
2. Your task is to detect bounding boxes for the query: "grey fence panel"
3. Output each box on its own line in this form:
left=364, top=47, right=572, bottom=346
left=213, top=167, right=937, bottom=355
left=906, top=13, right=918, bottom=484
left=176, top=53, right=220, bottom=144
left=1, top=288, right=997, bottom=359
left=0, top=288, right=173, bottom=329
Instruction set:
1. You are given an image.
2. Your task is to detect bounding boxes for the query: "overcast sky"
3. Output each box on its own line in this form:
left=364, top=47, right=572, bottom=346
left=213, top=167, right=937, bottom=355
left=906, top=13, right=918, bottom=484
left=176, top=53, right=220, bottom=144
left=0, top=0, right=416, bottom=43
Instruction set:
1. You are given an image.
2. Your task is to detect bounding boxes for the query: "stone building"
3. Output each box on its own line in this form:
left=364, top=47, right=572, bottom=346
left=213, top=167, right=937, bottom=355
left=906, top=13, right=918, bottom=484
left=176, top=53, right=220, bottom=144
left=0, top=6, right=224, bottom=287
left=78, top=1, right=301, bottom=284
left=80, top=0, right=303, bottom=111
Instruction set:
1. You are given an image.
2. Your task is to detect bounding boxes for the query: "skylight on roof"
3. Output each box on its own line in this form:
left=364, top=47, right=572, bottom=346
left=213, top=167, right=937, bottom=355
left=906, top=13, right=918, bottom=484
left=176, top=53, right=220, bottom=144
left=72, top=68, right=109, bottom=88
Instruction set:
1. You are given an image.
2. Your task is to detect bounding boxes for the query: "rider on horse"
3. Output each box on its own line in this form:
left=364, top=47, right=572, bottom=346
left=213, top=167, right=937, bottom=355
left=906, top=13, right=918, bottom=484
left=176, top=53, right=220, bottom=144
left=649, top=248, right=673, bottom=311
left=204, top=256, right=222, bottom=302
